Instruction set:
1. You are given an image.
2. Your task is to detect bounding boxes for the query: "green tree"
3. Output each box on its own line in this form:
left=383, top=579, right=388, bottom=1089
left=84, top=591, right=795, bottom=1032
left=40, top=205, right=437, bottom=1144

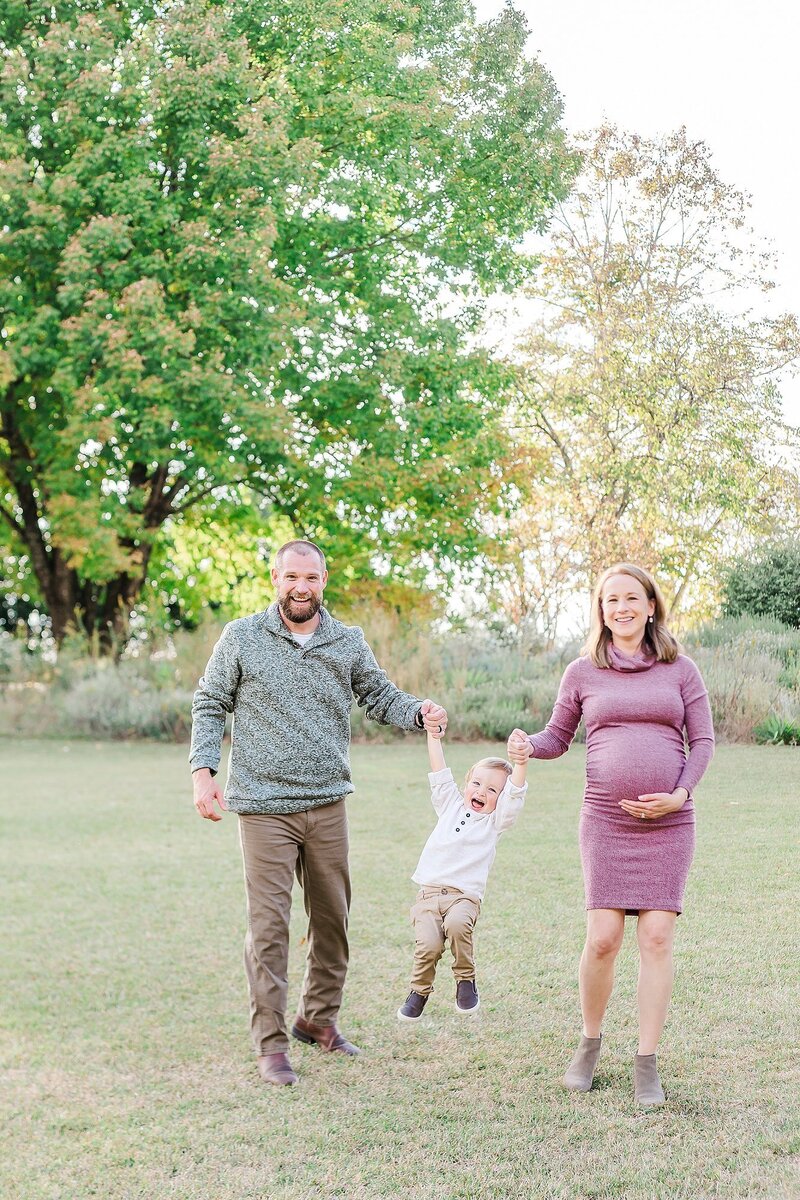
left=0, top=0, right=574, bottom=646
left=722, top=541, right=800, bottom=628
left=491, top=126, right=800, bottom=637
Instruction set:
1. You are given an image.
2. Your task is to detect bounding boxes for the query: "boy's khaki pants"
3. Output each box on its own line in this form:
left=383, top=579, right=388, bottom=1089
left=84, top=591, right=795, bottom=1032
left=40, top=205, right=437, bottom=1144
left=409, top=885, right=481, bottom=995
left=239, top=800, right=350, bottom=1055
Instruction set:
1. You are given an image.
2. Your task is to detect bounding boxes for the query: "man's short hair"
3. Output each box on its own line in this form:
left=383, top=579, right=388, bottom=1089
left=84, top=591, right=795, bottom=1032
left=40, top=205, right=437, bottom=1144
left=274, top=540, right=326, bottom=570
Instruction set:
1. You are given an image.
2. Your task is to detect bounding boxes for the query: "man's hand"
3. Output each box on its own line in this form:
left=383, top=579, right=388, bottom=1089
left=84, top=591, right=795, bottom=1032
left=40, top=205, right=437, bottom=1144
left=507, top=728, right=531, bottom=764
left=193, top=769, right=226, bottom=822
left=420, top=698, right=447, bottom=738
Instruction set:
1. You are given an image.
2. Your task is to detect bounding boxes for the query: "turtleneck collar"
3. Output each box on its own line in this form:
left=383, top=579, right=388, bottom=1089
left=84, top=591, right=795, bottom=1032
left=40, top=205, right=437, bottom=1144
left=608, top=642, right=658, bottom=672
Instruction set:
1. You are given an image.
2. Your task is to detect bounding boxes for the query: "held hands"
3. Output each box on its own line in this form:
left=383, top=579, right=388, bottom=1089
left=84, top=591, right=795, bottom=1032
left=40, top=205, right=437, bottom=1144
left=507, top=728, right=531, bottom=765
left=619, top=788, right=689, bottom=821
left=420, top=698, right=447, bottom=738
left=193, top=769, right=227, bottom=822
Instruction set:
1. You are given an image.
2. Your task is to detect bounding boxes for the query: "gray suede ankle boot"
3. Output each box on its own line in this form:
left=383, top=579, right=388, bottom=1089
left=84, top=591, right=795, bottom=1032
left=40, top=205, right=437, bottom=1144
left=563, top=1034, right=602, bottom=1092
left=634, top=1053, right=665, bottom=1106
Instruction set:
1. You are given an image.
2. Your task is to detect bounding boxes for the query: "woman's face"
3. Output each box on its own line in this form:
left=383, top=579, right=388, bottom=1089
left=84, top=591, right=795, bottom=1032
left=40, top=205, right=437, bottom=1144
left=600, top=573, right=656, bottom=646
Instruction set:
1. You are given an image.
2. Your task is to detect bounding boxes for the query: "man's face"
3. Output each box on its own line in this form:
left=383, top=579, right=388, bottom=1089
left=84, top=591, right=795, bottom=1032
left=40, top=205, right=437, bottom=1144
left=271, top=550, right=328, bottom=625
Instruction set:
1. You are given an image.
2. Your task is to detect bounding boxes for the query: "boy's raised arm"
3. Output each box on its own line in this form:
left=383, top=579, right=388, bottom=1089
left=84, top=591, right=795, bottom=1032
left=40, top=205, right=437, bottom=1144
left=507, top=730, right=529, bottom=789
left=427, top=727, right=447, bottom=773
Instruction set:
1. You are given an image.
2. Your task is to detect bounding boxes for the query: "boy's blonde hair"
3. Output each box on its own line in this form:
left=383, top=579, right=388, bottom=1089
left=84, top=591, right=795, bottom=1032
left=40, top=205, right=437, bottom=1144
left=463, top=757, right=513, bottom=792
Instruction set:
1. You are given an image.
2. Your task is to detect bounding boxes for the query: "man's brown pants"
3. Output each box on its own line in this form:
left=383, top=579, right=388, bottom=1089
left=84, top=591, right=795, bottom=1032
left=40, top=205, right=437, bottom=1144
left=239, top=800, right=350, bottom=1055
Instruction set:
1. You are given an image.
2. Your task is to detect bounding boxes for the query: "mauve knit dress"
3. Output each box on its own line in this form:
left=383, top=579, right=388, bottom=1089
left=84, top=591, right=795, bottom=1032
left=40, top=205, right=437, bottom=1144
left=528, top=646, right=715, bottom=914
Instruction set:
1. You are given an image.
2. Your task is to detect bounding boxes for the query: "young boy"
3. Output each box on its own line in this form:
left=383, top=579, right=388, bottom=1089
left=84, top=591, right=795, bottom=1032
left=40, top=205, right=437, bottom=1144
left=397, top=728, right=528, bottom=1020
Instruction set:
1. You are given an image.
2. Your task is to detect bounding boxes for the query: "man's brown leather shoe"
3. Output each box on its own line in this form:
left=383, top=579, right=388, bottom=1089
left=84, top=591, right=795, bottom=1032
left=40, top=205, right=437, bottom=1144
left=257, top=1051, right=298, bottom=1085
left=291, top=1016, right=361, bottom=1056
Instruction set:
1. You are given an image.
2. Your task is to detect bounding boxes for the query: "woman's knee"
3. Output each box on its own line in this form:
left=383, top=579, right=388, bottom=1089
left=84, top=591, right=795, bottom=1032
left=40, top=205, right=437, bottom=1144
left=638, top=920, right=674, bottom=957
left=585, top=920, right=624, bottom=960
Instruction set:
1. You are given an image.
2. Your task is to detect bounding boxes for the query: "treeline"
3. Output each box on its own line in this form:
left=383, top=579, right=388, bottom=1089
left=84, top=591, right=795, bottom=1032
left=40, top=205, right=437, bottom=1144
left=2, top=2, right=799, bottom=652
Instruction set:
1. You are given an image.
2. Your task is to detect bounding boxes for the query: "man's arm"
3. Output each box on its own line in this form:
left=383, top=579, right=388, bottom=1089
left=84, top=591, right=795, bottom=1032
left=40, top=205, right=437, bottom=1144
left=189, top=624, right=240, bottom=822
left=351, top=636, right=447, bottom=731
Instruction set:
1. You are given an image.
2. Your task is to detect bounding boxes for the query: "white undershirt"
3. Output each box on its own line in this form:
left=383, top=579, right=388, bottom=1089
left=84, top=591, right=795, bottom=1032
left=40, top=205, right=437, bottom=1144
left=292, top=632, right=314, bottom=646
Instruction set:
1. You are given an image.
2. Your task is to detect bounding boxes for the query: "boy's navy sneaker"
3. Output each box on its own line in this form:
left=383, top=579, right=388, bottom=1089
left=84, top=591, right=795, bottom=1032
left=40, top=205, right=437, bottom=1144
left=455, top=979, right=480, bottom=1014
left=397, top=991, right=428, bottom=1021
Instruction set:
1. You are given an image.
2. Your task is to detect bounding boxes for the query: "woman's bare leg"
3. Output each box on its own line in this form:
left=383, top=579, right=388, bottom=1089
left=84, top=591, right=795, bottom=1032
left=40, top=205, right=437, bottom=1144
left=579, top=908, right=626, bottom=1037
left=636, top=909, right=677, bottom=1055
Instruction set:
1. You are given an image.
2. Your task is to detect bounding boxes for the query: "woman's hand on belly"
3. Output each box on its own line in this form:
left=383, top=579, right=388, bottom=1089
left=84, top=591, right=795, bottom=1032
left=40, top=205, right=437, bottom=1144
left=619, top=787, right=689, bottom=821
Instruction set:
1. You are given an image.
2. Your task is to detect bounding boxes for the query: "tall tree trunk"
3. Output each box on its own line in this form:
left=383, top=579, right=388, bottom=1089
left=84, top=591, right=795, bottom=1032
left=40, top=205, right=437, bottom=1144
left=2, top=401, right=167, bottom=651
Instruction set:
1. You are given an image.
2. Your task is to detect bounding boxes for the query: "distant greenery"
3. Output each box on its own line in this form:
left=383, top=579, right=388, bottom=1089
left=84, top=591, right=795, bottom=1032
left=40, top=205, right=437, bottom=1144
left=721, top=541, right=800, bottom=629
left=0, top=0, right=574, bottom=648
left=685, top=614, right=800, bottom=742
left=489, top=127, right=800, bottom=639
left=2, top=611, right=798, bottom=744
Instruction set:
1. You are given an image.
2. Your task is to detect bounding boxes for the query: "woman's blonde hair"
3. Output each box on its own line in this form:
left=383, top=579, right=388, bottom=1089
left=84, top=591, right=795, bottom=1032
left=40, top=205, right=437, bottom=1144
left=463, top=757, right=512, bottom=792
left=584, top=562, right=680, bottom=668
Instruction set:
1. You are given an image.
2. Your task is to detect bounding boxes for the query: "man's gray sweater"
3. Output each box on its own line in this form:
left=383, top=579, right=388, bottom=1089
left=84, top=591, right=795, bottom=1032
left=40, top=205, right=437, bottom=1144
left=189, top=605, right=423, bottom=813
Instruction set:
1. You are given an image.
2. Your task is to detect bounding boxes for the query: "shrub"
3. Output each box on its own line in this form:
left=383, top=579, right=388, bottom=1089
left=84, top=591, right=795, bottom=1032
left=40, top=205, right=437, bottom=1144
left=62, top=670, right=194, bottom=740
left=690, top=647, right=783, bottom=743
left=686, top=614, right=800, bottom=742
left=687, top=613, right=796, bottom=649
left=754, top=715, right=800, bottom=746
left=3, top=608, right=798, bottom=745
left=721, top=541, right=800, bottom=628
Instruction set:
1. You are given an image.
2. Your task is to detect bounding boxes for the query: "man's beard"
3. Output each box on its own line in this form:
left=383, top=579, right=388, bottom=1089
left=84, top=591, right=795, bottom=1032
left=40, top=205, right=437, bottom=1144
left=278, top=591, right=322, bottom=625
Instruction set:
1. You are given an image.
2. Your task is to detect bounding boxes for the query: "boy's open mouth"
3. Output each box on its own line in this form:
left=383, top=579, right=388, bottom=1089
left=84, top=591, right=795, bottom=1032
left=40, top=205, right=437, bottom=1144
left=470, top=798, right=485, bottom=811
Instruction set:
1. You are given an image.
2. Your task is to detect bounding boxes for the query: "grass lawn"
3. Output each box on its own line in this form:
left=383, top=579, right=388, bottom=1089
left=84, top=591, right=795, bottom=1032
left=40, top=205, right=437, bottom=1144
left=1, top=739, right=798, bottom=1199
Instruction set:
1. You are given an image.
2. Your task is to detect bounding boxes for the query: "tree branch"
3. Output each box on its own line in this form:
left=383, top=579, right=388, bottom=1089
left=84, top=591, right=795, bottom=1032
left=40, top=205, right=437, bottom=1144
left=0, top=499, right=25, bottom=538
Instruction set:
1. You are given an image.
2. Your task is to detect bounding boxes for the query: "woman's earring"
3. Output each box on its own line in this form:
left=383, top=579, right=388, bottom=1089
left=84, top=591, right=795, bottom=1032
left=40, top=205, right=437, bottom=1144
left=648, top=615, right=654, bottom=624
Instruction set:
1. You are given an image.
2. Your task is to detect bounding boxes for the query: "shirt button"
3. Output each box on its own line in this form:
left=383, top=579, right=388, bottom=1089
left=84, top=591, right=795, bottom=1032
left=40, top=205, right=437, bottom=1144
left=466, top=813, right=471, bottom=818
left=455, top=828, right=460, bottom=833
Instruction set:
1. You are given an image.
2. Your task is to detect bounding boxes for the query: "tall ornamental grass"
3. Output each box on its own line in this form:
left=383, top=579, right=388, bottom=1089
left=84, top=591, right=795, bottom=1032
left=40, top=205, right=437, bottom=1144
left=685, top=616, right=800, bottom=743
left=0, top=612, right=797, bottom=744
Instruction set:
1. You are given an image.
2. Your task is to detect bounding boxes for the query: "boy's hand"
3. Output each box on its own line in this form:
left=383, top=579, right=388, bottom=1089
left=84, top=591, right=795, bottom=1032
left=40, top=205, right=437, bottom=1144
left=507, top=729, right=531, bottom=764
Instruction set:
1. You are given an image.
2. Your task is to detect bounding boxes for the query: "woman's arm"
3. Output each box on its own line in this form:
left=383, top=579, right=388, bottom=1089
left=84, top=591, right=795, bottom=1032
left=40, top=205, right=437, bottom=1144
left=520, top=659, right=584, bottom=760
left=620, top=659, right=715, bottom=819
left=675, top=659, right=715, bottom=796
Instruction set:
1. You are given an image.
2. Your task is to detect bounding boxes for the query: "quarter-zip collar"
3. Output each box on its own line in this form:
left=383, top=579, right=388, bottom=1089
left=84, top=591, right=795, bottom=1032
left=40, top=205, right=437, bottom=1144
left=260, top=603, right=342, bottom=649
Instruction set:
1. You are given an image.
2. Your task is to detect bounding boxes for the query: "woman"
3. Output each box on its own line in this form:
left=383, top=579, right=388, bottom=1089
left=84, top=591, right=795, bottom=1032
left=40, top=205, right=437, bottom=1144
left=508, top=563, right=714, bottom=1105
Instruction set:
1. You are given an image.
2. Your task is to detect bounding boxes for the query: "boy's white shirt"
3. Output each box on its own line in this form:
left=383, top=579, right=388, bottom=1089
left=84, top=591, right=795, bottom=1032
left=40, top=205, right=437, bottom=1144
left=411, top=767, right=527, bottom=902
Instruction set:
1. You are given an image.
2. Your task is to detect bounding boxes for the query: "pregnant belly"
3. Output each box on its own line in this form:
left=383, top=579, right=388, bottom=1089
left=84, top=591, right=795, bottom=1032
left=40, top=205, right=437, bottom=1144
left=585, top=725, right=688, bottom=805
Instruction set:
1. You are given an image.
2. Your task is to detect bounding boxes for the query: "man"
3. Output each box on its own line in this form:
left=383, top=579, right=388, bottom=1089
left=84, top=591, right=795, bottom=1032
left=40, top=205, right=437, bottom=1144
left=190, top=539, right=447, bottom=1086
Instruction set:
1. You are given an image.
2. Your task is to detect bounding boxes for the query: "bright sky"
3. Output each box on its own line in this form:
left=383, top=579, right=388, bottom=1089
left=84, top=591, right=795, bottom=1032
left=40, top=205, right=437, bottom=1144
left=473, top=0, right=800, bottom=426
